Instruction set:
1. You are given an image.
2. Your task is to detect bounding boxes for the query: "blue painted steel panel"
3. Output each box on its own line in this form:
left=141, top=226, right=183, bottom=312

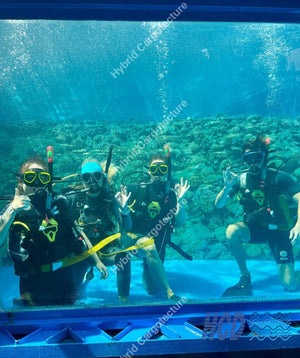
left=0, top=1, right=300, bottom=22
left=1, top=301, right=300, bottom=357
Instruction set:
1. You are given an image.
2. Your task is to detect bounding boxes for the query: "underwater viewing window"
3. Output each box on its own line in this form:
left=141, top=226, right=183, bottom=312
left=0, top=18, right=300, bottom=312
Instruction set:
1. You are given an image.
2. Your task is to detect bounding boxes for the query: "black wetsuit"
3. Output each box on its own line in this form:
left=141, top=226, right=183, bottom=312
left=230, top=168, right=300, bottom=264
left=70, top=189, right=120, bottom=248
left=69, top=187, right=132, bottom=298
left=7, top=191, right=89, bottom=306
left=128, top=180, right=177, bottom=262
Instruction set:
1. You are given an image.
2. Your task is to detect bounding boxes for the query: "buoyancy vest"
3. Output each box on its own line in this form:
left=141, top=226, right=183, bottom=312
left=128, top=181, right=193, bottom=261
left=70, top=189, right=119, bottom=246
left=8, top=195, right=82, bottom=276
left=128, top=181, right=177, bottom=237
left=237, top=170, right=294, bottom=230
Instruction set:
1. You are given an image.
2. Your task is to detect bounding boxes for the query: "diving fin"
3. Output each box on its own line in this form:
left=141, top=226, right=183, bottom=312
left=222, top=275, right=253, bottom=297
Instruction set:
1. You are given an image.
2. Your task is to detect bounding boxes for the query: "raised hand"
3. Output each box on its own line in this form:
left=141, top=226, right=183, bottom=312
left=115, top=185, right=131, bottom=215
left=223, top=167, right=238, bottom=190
left=11, top=188, right=31, bottom=212
left=174, top=177, right=190, bottom=200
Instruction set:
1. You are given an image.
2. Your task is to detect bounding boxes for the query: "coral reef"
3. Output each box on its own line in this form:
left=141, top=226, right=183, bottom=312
left=0, top=115, right=299, bottom=263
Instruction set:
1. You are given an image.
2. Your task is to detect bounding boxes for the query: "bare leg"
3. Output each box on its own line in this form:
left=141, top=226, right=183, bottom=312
left=222, top=222, right=253, bottom=296
left=143, top=261, right=160, bottom=295
left=226, top=222, right=251, bottom=277
left=138, top=238, right=175, bottom=299
left=115, top=252, right=131, bottom=302
left=278, top=263, right=300, bottom=291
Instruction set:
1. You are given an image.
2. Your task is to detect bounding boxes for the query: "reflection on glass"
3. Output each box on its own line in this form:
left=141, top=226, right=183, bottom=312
left=0, top=21, right=299, bottom=310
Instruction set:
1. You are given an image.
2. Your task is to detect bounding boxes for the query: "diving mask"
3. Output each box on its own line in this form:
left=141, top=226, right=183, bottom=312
left=149, top=163, right=168, bottom=176
left=82, top=171, right=103, bottom=184
left=242, top=151, right=265, bottom=165
left=17, top=168, right=51, bottom=187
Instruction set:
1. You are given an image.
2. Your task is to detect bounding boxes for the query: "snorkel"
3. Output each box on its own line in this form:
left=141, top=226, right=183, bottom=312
left=105, top=145, right=113, bottom=175
left=164, top=144, right=172, bottom=192
left=47, top=146, right=54, bottom=193
left=41, top=145, right=54, bottom=212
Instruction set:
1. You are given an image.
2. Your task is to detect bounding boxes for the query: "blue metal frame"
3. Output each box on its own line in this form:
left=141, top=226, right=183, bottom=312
left=0, top=0, right=299, bottom=22
left=1, top=1, right=300, bottom=356
left=1, top=300, right=300, bottom=357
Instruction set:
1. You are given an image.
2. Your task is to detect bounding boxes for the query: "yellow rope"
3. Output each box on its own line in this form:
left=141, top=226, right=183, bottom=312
left=60, top=232, right=121, bottom=268
left=52, top=234, right=154, bottom=270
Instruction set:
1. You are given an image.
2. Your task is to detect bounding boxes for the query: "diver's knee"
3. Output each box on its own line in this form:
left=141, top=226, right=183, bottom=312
left=137, top=245, right=156, bottom=261
left=226, top=224, right=241, bottom=241
left=137, top=237, right=155, bottom=252
left=143, top=244, right=156, bottom=254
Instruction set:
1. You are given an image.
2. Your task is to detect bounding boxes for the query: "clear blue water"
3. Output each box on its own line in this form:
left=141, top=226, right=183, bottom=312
left=0, top=20, right=300, bottom=310
left=1, top=21, right=300, bottom=123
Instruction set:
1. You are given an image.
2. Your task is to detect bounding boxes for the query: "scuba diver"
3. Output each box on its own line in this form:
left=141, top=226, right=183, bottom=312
left=69, top=158, right=133, bottom=303
left=0, top=156, right=90, bottom=306
left=215, top=135, right=300, bottom=296
left=125, top=147, right=190, bottom=298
